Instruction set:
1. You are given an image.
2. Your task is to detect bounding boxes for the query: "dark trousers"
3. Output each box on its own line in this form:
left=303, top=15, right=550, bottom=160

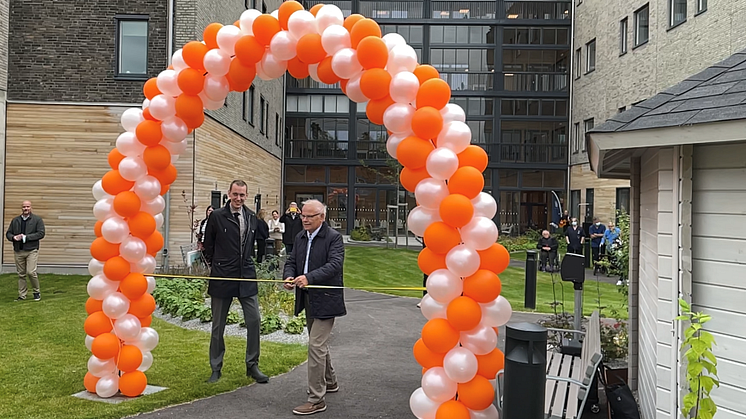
left=591, top=246, right=601, bottom=272
left=285, top=243, right=294, bottom=255
left=422, top=273, right=428, bottom=296
left=539, top=250, right=557, bottom=269
left=210, top=295, right=261, bottom=372
left=256, top=239, right=266, bottom=263
left=568, top=245, right=583, bottom=255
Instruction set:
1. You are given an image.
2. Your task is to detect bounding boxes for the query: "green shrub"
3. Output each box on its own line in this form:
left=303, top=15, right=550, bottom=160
left=284, top=312, right=307, bottom=335
left=350, top=225, right=371, bottom=241
left=260, top=314, right=284, bottom=334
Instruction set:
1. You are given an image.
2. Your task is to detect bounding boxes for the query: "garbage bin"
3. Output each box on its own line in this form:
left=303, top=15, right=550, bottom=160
left=502, top=322, right=548, bottom=419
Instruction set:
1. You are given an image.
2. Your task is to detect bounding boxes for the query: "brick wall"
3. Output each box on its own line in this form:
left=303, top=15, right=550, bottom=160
left=0, top=0, right=8, bottom=91
left=7, top=0, right=168, bottom=103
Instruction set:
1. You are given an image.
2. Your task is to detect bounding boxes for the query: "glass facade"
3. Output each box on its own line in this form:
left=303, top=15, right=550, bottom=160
left=284, top=0, right=571, bottom=235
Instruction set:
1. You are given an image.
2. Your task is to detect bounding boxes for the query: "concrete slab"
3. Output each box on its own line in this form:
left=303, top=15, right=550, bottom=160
left=72, top=385, right=168, bottom=404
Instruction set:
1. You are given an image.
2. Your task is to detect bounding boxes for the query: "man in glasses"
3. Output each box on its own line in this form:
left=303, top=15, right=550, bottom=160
left=283, top=200, right=346, bottom=415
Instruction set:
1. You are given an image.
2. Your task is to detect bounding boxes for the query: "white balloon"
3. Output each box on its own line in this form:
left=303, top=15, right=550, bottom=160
left=132, top=255, right=157, bottom=274
left=422, top=367, right=458, bottom=403
left=156, top=69, right=181, bottom=97
left=415, top=179, right=449, bottom=210
left=470, top=404, right=500, bottom=419
left=460, top=217, right=499, bottom=250
left=261, top=52, right=288, bottom=79
left=85, top=335, right=95, bottom=351
left=93, top=198, right=115, bottom=222
left=203, top=49, right=231, bottom=76
left=426, top=148, right=459, bottom=181
left=116, top=132, right=145, bottom=158
left=385, top=133, right=405, bottom=159
left=146, top=275, right=157, bottom=293
left=288, top=10, right=316, bottom=39
left=163, top=138, right=188, bottom=156
left=102, top=292, right=131, bottom=319
left=472, top=192, right=497, bottom=219
left=256, top=60, right=273, bottom=81
left=426, top=269, right=463, bottom=304
left=216, top=25, right=242, bottom=55
left=481, top=296, right=513, bottom=328
left=149, top=94, right=177, bottom=121
left=344, top=73, right=368, bottom=103
left=95, top=372, right=120, bottom=398
left=321, top=25, right=350, bottom=55
left=171, top=49, right=188, bottom=72
left=387, top=44, right=418, bottom=75
left=443, top=347, right=479, bottom=383
left=88, top=355, right=116, bottom=378
left=383, top=103, right=415, bottom=133
left=203, top=74, right=230, bottom=101
left=154, top=213, right=164, bottom=229
left=141, top=195, right=166, bottom=215
left=120, top=236, right=147, bottom=263
left=134, top=176, right=162, bottom=202
left=270, top=31, right=298, bottom=60
left=446, top=244, right=480, bottom=277
left=420, top=294, right=447, bottom=320
left=315, top=5, right=344, bottom=33
left=239, top=9, right=262, bottom=35
left=113, top=314, right=142, bottom=341
left=407, top=205, right=441, bottom=237
left=161, top=117, right=188, bottom=142
left=88, top=258, right=105, bottom=276
left=118, top=156, right=147, bottom=182
left=409, top=387, right=441, bottom=419
left=390, top=72, right=420, bottom=104
left=101, top=217, right=130, bottom=244
left=92, top=180, right=108, bottom=201
left=436, top=122, right=472, bottom=154
left=440, top=104, right=466, bottom=124
left=87, top=275, right=118, bottom=300
left=121, top=108, right=144, bottom=133
left=382, top=33, right=406, bottom=51
left=270, top=9, right=279, bottom=19
left=138, top=351, right=154, bottom=372
left=460, top=323, right=498, bottom=355
left=308, top=63, right=321, bottom=83
left=142, top=98, right=150, bottom=110
left=131, top=327, right=160, bottom=352
left=200, top=91, right=226, bottom=110
left=331, top=48, right=362, bottom=80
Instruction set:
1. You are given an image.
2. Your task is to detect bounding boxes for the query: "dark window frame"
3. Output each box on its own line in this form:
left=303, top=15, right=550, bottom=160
left=696, top=0, right=707, bottom=15
left=616, top=187, right=631, bottom=220
left=585, top=188, right=595, bottom=223
left=620, top=18, right=628, bottom=55
left=634, top=4, right=650, bottom=48
left=585, top=39, right=596, bottom=73
left=114, top=14, right=150, bottom=81
left=574, top=47, right=582, bottom=79
left=669, top=0, right=687, bottom=29
left=275, top=113, right=281, bottom=146
left=260, top=95, right=266, bottom=134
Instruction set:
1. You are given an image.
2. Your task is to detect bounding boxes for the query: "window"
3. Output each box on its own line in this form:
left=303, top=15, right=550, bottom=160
left=116, top=16, right=149, bottom=78
left=582, top=118, right=594, bottom=151
left=574, top=48, right=581, bottom=79
left=244, top=85, right=255, bottom=124
left=381, top=25, right=423, bottom=44
left=616, top=188, right=630, bottom=217
left=264, top=100, right=270, bottom=138
left=618, top=106, right=626, bottom=113
left=620, top=18, right=628, bottom=55
left=570, top=190, right=581, bottom=219
left=697, top=0, right=707, bottom=14
left=262, top=1, right=267, bottom=13
left=503, top=27, right=569, bottom=45
left=670, top=0, right=686, bottom=27
left=431, top=26, right=492, bottom=44
left=275, top=114, right=280, bottom=146
left=585, top=39, right=596, bottom=73
left=286, top=95, right=349, bottom=113
left=500, top=99, right=566, bottom=116
left=573, top=122, right=580, bottom=153
left=585, top=188, right=595, bottom=222
left=245, top=0, right=255, bottom=8
left=259, top=96, right=266, bottom=134
left=635, top=5, right=649, bottom=46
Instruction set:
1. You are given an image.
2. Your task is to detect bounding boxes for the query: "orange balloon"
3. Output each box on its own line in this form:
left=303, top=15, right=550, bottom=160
left=85, top=297, right=103, bottom=314
left=411, top=106, right=443, bottom=140
left=182, top=113, right=205, bottom=130
left=94, top=221, right=103, bottom=238
left=296, top=33, right=326, bottom=64
left=119, top=370, right=147, bottom=397
left=120, top=273, right=148, bottom=301
left=287, top=57, right=310, bottom=79
left=149, top=164, right=178, bottom=186
left=175, top=94, right=204, bottom=121
left=417, top=78, right=451, bottom=110
left=113, top=191, right=142, bottom=218
left=446, top=296, right=482, bottom=331
left=142, top=108, right=157, bottom=121
left=279, top=1, right=304, bottom=29
left=118, top=345, right=143, bottom=373
left=476, top=348, right=505, bottom=379
left=418, top=247, right=447, bottom=275
left=143, top=145, right=171, bottom=171
left=104, top=256, right=131, bottom=281
left=423, top=222, right=461, bottom=255
left=397, top=136, right=434, bottom=170
left=234, top=35, right=265, bottom=66
left=421, top=318, right=460, bottom=353
left=343, top=14, right=365, bottom=32
left=457, top=145, right=489, bottom=172
left=108, top=149, right=126, bottom=170
left=128, top=212, right=156, bottom=240
left=90, top=237, right=120, bottom=261
left=129, top=293, right=156, bottom=318
left=135, top=120, right=163, bottom=147
left=413, top=338, right=446, bottom=369
left=317, top=56, right=340, bottom=85
left=182, top=41, right=209, bottom=70
left=357, top=36, right=388, bottom=69
left=360, top=68, right=391, bottom=100
left=340, top=79, right=348, bottom=94
left=177, top=68, right=205, bottom=96
left=84, top=372, right=100, bottom=393
left=457, top=375, right=495, bottom=410
left=84, top=311, right=114, bottom=337
left=143, top=78, right=161, bottom=100
left=350, top=19, right=381, bottom=48
left=463, top=270, right=502, bottom=303
left=400, top=167, right=429, bottom=192
left=478, top=243, right=511, bottom=274
left=413, top=65, right=440, bottom=85
left=101, top=170, right=135, bottom=195
left=435, top=400, right=470, bottom=419
left=139, top=315, right=153, bottom=327
left=253, top=15, right=281, bottom=46
left=203, top=23, right=223, bottom=49
left=366, top=96, right=394, bottom=125
left=448, top=166, right=484, bottom=199
left=145, top=231, right=164, bottom=255
left=440, top=194, right=474, bottom=228
left=92, top=333, right=121, bottom=360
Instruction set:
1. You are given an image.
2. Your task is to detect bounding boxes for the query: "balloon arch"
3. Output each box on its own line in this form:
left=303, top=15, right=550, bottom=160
left=82, top=3, right=513, bottom=418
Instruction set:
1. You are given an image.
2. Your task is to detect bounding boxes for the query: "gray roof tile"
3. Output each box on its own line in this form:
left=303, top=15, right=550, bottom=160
left=663, top=80, right=701, bottom=95
left=724, top=80, right=746, bottom=94
left=713, top=53, right=746, bottom=68
left=686, top=66, right=728, bottom=81
left=673, top=82, right=739, bottom=101
left=702, top=69, right=746, bottom=85
left=634, top=93, right=675, bottom=109
left=591, top=120, right=627, bottom=133
left=685, top=103, right=746, bottom=124
left=622, top=111, right=699, bottom=131
left=671, top=92, right=746, bottom=112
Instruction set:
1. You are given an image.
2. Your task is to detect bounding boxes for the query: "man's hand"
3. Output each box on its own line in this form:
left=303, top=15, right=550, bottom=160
left=283, top=277, right=295, bottom=290
left=13, top=234, right=22, bottom=241
left=294, top=275, right=308, bottom=288
left=543, top=246, right=550, bottom=251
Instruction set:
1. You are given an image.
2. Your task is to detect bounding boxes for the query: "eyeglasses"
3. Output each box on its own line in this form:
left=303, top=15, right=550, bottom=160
left=300, top=213, right=321, bottom=219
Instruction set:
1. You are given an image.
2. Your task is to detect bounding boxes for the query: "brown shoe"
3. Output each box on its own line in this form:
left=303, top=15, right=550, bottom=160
left=293, top=401, right=327, bottom=415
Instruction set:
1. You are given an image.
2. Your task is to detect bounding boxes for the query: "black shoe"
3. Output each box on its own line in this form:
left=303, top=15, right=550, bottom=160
left=207, top=371, right=221, bottom=383
left=33, top=293, right=41, bottom=301
left=247, top=364, right=269, bottom=383
left=14, top=296, right=26, bottom=302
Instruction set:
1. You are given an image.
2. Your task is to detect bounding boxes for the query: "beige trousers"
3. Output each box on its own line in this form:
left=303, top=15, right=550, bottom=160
left=307, top=316, right=337, bottom=404
left=15, top=249, right=40, bottom=298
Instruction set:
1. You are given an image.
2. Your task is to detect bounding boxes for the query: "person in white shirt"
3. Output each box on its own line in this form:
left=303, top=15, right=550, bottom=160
left=267, top=210, right=285, bottom=255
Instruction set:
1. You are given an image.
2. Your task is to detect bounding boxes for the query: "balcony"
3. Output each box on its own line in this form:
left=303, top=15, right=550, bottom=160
left=503, top=72, right=568, bottom=92
left=360, top=1, right=424, bottom=19
left=440, top=72, right=494, bottom=91
left=498, top=144, right=567, bottom=164
left=431, top=1, right=496, bottom=19
left=287, top=78, right=341, bottom=90
left=285, top=140, right=349, bottom=159
left=502, top=1, right=571, bottom=20
left=356, top=141, right=389, bottom=160
left=302, top=0, right=352, bottom=16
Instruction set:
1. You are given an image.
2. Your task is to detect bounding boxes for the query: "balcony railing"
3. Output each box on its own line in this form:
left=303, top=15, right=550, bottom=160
left=503, top=72, right=568, bottom=92
left=287, top=78, right=341, bottom=90
left=440, top=72, right=494, bottom=91
left=360, top=1, right=424, bottom=19
left=499, top=144, right=567, bottom=164
left=431, top=1, right=496, bottom=19
left=502, top=1, right=571, bottom=20
left=355, top=141, right=389, bottom=160
left=301, top=0, right=352, bottom=16
left=285, top=140, right=349, bottom=159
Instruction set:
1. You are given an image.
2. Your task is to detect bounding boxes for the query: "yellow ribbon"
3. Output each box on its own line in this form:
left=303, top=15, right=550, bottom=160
left=149, top=273, right=426, bottom=291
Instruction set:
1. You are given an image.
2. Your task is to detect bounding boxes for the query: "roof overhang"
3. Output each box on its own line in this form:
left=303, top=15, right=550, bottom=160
left=588, top=119, right=746, bottom=178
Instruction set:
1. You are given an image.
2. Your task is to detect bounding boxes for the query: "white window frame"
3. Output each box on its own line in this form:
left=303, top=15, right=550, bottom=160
left=634, top=4, right=650, bottom=47
left=669, top=0, right=687, bottom=27
left=620, top=18, right=628, bottom=55
left=585, top=39, right=596, bottom=73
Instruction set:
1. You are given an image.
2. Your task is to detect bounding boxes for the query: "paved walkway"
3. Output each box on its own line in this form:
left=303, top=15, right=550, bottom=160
left=138, top=290, right=549, bottom=419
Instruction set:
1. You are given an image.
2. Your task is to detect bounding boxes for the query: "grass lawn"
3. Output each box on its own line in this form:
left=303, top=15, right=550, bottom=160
left=0, top=274, right=307, bottom=419
left=344, top=247, right=626, bottom=318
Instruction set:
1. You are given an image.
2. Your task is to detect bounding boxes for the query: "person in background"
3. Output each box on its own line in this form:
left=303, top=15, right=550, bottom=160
left=6, top=201, right=45, bottom=301
left=602, top=221, right=622, bottom=283
left=565, top=217, right=585, bottom=255
left=280, top=201, right=304, bottom=254
left=589, top=217, right=606, bottom=275
left=268, top=210, right=285, bottom=255
left=559, top=209, right=571, bottom=232
left=196, top=206, right=214, bottom=250
left=536, top=230, right=559, bottom=272
left=255, top=209, right=270, bottom=263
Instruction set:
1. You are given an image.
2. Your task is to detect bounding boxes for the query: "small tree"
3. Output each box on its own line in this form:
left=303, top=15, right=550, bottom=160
left=677, top=299, right=719, bottom=419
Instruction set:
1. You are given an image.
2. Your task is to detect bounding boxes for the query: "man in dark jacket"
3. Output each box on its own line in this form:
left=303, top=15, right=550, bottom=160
left=203, top=180, right=268, bottom=384
left=279, top=202, right=303, bottom=254
left=283, top=199, right=346, bottom=416
left=6, top=201, right=45, bottom=301
left=536, top=229, right=559, bottom=272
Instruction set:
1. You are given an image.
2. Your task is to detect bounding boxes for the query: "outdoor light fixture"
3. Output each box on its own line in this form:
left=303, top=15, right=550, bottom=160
left=508, top=14, right=519, bottom=18
left=459, top=9, right=470, bottom=13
